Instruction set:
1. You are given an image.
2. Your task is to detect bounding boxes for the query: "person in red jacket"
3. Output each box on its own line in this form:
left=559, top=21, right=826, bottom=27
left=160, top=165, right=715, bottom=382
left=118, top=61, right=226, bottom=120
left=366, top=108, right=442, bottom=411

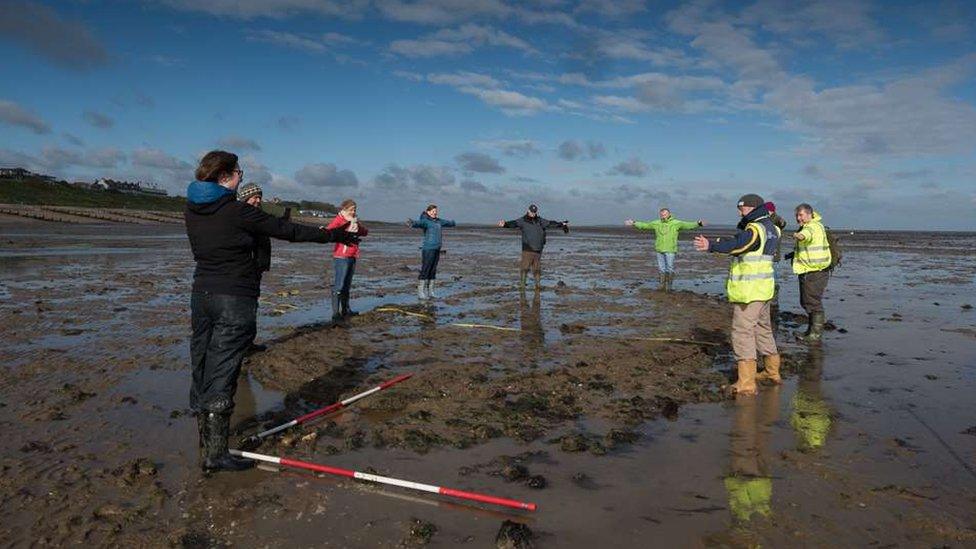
left=326, top=199, right=368, bottom=323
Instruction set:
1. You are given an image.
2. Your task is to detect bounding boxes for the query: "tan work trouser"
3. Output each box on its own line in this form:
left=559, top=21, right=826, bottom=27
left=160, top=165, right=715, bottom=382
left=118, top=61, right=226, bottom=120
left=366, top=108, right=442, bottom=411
left=732, top=300, right=778, bottom=361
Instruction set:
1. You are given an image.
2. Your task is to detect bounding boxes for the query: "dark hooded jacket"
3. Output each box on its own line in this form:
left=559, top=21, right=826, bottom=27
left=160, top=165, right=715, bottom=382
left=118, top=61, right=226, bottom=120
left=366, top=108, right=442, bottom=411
left=502, top=214, right=567, bottom=252
left=184, top=181, right=331, bottom=298
left=708, top=204, right=780, bottom=257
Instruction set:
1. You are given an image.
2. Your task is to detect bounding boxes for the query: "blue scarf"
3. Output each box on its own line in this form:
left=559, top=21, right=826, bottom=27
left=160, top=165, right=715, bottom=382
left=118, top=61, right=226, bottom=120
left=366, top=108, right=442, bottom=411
left=186, top=180, right=235, bottom=204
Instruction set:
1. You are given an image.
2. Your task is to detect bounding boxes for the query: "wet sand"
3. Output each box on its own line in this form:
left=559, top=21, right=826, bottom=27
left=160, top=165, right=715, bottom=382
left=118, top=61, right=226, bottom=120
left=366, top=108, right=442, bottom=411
left=1, top=218, right=975, bottom=546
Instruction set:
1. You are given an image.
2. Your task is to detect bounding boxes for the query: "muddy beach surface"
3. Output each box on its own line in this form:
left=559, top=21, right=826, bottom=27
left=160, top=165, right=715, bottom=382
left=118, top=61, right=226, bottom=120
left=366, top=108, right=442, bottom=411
left=1, top=217, right=975, bottom=547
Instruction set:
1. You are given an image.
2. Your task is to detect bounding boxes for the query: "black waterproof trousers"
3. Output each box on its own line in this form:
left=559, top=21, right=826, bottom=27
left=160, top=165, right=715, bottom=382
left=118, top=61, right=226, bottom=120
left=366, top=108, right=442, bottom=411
left=798, top=270, right=830, bottom=315
left=189, top=291, right=257, bottom=413
left=419, top=248, right=441, bottom=280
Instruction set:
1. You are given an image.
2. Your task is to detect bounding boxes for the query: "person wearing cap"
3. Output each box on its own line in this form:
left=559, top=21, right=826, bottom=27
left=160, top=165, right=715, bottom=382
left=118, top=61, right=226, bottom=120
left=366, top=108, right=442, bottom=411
left=497, top=204, right=569, bottom=290
left=694, top=194, right=782, bottom=395
left=407, top=204, right=456, bottom=300
left=784, top=203, right=832, bottom=342
left=625, top=208, right=705, bottom=292
left=326, top=199, right=368, bottom=322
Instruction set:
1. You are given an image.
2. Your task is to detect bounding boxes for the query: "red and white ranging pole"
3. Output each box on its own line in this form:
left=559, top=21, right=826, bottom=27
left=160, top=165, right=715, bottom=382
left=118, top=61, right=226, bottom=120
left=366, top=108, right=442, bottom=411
left=245, top=373, right=414, bottom=443
left=230, top=449, right=538, bottom=512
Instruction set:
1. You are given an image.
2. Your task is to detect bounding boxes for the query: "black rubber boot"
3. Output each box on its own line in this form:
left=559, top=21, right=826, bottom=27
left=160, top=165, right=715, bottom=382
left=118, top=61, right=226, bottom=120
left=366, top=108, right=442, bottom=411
left=796, top=312, right=825, bottom=343
left=331, top=294, right=343, bottom=323
left=202, top=411, right=254, bottom=473
left=340, top=293, right=358, bottom=317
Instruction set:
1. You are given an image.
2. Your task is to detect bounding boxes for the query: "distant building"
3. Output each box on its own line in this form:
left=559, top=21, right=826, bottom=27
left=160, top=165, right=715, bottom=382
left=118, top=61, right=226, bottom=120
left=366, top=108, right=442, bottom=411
left=298, top=209, right=330, bottom=218
left=1, top=167, right=38, bottom=179
left=93, top=178, right=168, bottom=196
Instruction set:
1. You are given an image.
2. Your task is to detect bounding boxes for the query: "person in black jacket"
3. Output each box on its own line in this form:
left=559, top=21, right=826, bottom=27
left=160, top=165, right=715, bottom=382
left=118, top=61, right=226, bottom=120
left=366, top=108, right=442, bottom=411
left=497, top=204, right=569, bottom=290
left=184, top=150, right=358, bottom=473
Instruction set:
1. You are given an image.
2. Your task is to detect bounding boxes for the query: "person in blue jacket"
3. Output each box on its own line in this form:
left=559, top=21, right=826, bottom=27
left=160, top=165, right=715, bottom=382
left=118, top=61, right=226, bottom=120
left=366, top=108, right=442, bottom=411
left=407, top=204, right=456, bottom=300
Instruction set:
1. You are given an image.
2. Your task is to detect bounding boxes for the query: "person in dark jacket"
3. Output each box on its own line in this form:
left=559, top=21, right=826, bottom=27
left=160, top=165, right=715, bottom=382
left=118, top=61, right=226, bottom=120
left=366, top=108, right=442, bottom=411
left=497, top=204, right=569, bottom=290
left=185, top=150, right=358, bottom=473
left=407, top=204, right=456, bottom=300
left=694, top=194, right=782, bottom=395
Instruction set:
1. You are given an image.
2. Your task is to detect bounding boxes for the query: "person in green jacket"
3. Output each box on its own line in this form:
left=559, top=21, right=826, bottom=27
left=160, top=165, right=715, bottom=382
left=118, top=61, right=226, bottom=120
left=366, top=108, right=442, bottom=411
left=625, top=208, right=705, bottom=291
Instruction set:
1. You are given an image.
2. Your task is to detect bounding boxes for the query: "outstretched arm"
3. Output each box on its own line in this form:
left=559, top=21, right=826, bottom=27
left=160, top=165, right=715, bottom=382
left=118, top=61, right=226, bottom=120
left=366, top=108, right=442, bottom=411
left=439, top=219, right=456, bottom=227
left=676, top=219, right=704, bottom=231
left=631, top=220, right=657, bottom=230
left=695, top=226, right=760, bottom=255
left=240, top=204, right=348, bottom=243
left=499, top=219, right=519, bottom=228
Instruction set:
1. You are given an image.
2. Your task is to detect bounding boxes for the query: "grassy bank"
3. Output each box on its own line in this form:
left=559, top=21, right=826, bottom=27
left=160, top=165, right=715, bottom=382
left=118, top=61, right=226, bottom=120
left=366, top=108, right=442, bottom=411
left=0, top=177, right=186, bottom=211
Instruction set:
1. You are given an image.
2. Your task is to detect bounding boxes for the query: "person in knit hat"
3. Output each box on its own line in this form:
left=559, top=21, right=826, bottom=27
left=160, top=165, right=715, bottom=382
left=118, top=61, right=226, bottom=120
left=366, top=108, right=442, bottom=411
left=237, top=183, right=272, bottom=279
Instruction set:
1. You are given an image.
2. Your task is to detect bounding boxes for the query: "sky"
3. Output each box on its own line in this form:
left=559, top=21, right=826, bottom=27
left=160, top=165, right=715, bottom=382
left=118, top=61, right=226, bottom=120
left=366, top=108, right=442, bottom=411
left=0, top=0, right=974, bottom=230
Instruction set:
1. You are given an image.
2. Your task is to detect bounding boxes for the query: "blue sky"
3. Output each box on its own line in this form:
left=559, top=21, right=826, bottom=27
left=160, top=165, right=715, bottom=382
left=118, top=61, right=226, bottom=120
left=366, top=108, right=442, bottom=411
left=1, top=0, right=974, bottom=229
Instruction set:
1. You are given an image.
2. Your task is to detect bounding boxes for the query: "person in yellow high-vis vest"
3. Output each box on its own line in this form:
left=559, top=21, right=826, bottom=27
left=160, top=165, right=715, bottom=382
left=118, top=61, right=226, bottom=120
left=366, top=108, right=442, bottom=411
left=695, top=194, right=782, bottom=395
left=784, top=203, right=832, bottom=343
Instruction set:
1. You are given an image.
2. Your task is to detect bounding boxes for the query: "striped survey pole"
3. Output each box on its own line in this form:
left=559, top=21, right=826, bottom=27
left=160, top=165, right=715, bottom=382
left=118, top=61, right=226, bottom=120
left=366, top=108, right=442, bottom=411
left=242, top=373, right=413, bottom=444
left=231, top=450, right=537, bottom=512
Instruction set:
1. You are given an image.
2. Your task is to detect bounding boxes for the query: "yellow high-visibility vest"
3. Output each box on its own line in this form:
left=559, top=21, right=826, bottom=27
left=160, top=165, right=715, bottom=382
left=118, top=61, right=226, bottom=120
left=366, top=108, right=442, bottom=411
left=727, top=221, right=776, bottom=303
left=792, top=217, right=831, bottom=275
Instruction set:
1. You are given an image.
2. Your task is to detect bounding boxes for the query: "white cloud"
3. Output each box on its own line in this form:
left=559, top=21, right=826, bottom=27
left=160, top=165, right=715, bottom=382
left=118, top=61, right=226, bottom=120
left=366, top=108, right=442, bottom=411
left=242, top=157, right=272, bottom=185
left=83, top=110, right=114, bottom=129
left=390, top=38, right=471, bottom=57
left=456, top=151, right=505, bottom=173
left=217, top=135, right=262, bottom=152
left=457, top=87, right=552, bottom=116
left=557, top=140, right=605, bottom=160
left=0, top=99, right=51, bottom=134
left=390, top=23, right=534, bottom=57
left=131, top=148, right=191, bottom=171
left=427, top=71, right=502, bottom=88
left=247, top=29, right=329, bottom=53
left=477, top=139, right=541, bottom=157
left=607, top=156, right=653, bottom=177
left=575, top=0, right=647, bottom=18
left=740, top=0, right=884, bottom=47
left=376, top=0, right=511, bottom=25
left=162, top=0, right=369, bottom=20
left=295, top=162, right=359, bottom=187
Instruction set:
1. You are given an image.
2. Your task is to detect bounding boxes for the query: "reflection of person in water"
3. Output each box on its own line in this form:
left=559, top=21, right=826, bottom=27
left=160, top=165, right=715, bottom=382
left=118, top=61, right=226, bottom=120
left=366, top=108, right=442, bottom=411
left=519, top=289, right=544, bottom=353
left=724, top=386, right=780, bottom=525
left=790, top=348, right=832, bottom=452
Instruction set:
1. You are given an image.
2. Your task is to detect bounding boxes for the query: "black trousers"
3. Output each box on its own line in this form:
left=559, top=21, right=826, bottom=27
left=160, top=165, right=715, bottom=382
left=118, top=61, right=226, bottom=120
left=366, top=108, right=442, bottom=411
left=419, top=248, right=441, bottom=280
left=189, top=292, right=257, bottom=413
left=798, top=270, right=830, bottom=315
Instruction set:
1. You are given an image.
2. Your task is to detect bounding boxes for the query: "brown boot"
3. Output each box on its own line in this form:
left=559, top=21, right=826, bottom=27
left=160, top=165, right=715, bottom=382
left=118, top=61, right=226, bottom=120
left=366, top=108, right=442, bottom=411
left=727, top=359, right=758, bottom=396
left=757, top=354, right=782, bottom=385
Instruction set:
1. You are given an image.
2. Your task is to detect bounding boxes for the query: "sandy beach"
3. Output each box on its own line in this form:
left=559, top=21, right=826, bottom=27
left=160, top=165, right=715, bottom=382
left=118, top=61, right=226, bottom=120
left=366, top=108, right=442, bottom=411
left=1, top=217, right=975, bottom=546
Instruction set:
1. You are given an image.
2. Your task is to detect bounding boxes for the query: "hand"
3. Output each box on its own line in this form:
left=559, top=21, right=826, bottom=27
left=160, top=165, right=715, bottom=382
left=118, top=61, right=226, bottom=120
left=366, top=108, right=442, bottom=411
left=693, top=235, right=710, bottom=252
left=405, top=218, right=414, bottom=227
left=496, top=220, right=505, bottom=227
left=698, top=220, right=706, bottom=227
left=562, top=221, right=570, bottom=234
left=624, top=219, right=635, bottom=227
left=784, top=252, right=794, bottom=261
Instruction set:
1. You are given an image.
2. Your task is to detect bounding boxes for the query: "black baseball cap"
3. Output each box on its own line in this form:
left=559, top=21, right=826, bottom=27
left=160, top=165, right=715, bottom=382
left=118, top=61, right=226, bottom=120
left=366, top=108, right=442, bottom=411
left=528, top=204, right=538, bottom=213
left=737, top=194, right=764, bottom=208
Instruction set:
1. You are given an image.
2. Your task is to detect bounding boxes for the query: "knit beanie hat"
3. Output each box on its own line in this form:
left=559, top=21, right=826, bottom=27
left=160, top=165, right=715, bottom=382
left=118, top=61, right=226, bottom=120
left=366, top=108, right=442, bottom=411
left=238, top=182, right=262, bottom=201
